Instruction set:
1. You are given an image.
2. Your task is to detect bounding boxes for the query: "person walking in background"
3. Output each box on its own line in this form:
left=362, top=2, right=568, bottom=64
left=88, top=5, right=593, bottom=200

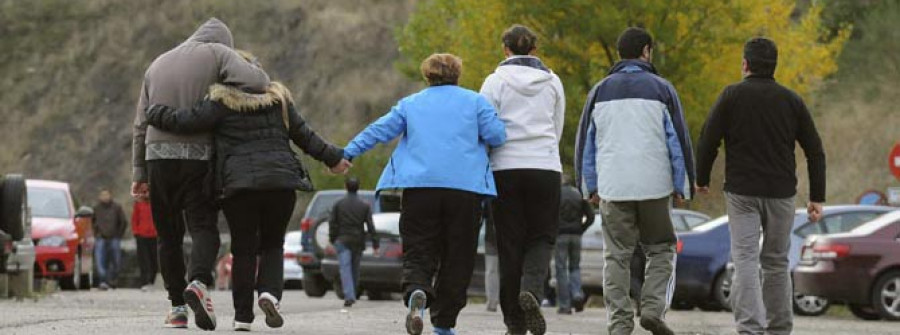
left=555, top=181, right=595, bottom=315
left=479, top=24, right=565, bottom=335
left=575, top=27, right=696, bottom=335
left=131, top=17, right=270, bottom=330
left=695, top=37, right=826, bottom=335
left=131, top=195, right=158, bottom=292
left=343, top=53, right=506, bottom=335
left=145, top=50, right=348, bottom=331
left=483, top=205, right=500, bottom=313
left=329, top=177, right=380, bottom=309
left=92, top=189, right=128, bottom=291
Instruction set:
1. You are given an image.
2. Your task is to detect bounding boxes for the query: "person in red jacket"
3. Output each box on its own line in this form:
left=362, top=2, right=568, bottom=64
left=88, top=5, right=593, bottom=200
left=133, top=196, right=158, bottom=291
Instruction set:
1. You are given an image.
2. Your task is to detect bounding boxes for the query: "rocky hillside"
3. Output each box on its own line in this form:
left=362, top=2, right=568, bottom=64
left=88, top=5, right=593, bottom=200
left=0, top=0, right=419, bottom=206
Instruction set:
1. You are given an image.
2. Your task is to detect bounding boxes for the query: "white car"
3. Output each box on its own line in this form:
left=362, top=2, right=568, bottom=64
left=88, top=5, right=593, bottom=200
left=283, top=231, right=304, bottom=288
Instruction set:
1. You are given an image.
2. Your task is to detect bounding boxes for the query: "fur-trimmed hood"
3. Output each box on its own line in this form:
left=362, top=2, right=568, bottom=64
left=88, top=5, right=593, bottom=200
left=207, top=82, right=294, bottom=112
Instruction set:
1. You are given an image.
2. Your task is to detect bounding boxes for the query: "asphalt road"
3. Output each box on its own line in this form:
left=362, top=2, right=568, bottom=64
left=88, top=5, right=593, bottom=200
left=1, top=289, right=897, bottom=334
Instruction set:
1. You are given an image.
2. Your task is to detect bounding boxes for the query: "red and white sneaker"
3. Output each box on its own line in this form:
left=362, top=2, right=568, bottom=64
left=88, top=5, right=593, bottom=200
left=184, top=280, right=217, bottom=331
left=164, top=305, right=188, bottom=328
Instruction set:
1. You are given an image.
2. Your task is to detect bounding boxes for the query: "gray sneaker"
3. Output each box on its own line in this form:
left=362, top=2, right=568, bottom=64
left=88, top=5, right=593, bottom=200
left=258, top=292, right=284, bottom=328
left=518, top=292, right=546, bottom=335
left=406, top=290, right=427, bottom=335
left=183, top=280, right=217, bottom=331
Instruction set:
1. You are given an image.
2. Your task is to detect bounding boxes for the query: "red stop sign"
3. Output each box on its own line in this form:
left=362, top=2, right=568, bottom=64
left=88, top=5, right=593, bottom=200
left=891, top=143, right=900, bottom=181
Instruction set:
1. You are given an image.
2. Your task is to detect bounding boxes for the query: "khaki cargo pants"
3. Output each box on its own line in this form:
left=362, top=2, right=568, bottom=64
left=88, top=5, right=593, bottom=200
left=599, top=196, right=677, bottom=335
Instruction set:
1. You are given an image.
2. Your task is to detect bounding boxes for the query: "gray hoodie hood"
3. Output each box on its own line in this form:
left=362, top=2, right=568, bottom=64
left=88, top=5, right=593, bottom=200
left=495, top=62, right=556, bottom=97
left=186, top=18, right=234, bottom=47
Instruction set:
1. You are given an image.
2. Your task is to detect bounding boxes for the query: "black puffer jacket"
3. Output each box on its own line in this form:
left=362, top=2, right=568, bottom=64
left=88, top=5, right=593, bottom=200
left=145, top=82, right=343, bottom=198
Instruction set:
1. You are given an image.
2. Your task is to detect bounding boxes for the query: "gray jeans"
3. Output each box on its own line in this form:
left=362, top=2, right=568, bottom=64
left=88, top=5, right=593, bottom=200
left=726, top=193, right=795, bottom=335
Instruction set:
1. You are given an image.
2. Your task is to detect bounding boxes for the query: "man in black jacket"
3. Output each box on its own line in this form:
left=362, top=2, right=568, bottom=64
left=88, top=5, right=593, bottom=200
left=93, top=189, right=128, bottom=290
left=554, top=183, right=595, bottom=314
left=329, top=178, right=379, bottom=308
left=695, top=37, right=825, bottom=335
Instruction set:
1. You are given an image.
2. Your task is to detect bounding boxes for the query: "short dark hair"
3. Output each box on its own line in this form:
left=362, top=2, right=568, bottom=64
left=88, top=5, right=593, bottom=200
left=616, top=27, right=653, bottom=60
left=345, top=177, right=360, bottom=193
left=744, top=37, right=778, bottom=76
left=502, top=24, right=537, bottom=55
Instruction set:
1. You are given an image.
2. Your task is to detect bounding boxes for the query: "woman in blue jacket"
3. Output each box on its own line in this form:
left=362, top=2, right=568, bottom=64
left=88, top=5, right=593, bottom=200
left=343, top=53, right=506, bottom=335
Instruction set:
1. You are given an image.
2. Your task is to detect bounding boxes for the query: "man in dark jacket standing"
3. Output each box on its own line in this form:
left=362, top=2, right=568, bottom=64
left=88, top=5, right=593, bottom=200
left=695, top=37, right=825, bottom=335
left=555, top=182, right=595, bottom=314
left=329, top=178, right=379, bottom=308
left=131, top=18, right=269, bottom=330
left=93, top=189, right=128, bottom=290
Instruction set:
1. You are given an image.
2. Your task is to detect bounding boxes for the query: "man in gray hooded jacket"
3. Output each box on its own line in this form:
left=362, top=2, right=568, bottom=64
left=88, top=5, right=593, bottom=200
left=131, top=18, right=269, bottom=330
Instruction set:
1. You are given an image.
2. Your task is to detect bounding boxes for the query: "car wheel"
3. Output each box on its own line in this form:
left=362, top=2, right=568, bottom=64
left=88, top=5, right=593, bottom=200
left=710, top=270, right=732, bottom=312
left=303, top=273, right=328, bottom=298
left=872, top=271, right=900, bottom=321
left=792, top=294, right=830, bottom=316
left=0, top=174, right=27, bottom=241
left=848, top=304, right=881, bottom=321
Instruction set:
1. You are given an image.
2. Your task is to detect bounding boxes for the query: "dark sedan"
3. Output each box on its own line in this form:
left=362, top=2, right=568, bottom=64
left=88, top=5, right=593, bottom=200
left=794, top=210, right=900, bottom=321
left=674, top=205, right=895, bottom=314
left=319, top=213, right=486, bottom=300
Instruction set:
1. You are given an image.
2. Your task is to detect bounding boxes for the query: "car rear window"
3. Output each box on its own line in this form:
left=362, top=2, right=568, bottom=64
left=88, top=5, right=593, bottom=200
left=306, top=193, right=377, bottom=220
left=27, top=187, right=71, bottom=219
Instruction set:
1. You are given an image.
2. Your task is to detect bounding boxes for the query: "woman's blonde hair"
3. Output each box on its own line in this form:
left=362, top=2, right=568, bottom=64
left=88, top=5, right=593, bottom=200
left=236, top=49, right=291, bottom=129
left=420, top=53, right=462, bottom=86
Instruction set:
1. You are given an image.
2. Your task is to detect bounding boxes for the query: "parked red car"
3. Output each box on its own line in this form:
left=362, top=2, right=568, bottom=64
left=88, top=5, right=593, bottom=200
left=794, top=209, right=900, bottom=321
left=27, top=180, right=94, bottom=289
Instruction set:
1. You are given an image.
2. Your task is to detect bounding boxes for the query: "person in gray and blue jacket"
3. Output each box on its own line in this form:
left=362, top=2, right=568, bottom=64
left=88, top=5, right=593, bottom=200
left=574, top=27, right=695, bottom=335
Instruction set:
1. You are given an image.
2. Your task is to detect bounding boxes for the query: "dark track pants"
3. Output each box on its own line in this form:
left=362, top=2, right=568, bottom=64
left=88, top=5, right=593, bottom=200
left=222, top=190, right=296, bottom=323
left=492, top=169, right=561, bottom=332
left=400, top=188, right=483, bottom=329
left=148, top=160, right=221, bottom=306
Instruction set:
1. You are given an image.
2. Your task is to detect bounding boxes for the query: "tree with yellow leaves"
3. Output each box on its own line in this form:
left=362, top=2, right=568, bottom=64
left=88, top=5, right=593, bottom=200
left=397, top=0, right=849, bottom=172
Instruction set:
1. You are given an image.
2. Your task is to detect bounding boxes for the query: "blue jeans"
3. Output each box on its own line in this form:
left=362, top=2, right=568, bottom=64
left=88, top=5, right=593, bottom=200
left=555, top=234, right=584, bottom=310
left=95, top=237, right=122, bottom=285
left=335, top=241, right=361, bottom=302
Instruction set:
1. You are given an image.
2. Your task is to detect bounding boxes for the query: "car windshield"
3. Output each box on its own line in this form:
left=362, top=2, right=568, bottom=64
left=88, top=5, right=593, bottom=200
left=691, top=215, right=728, bottom=232
left=27, top=187, right=71, bottom=219
left=850, top=210, right=900, bottom=235
left=307, top=193, right=376, bottom=219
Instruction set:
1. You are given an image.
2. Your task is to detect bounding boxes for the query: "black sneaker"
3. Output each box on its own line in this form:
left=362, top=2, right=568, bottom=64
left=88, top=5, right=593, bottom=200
left=573, top=297, right=586, bottom=312
left=405, top=290, right=427, bottom=335
left=344, top=300, right=355, bottom=308
left=557, top=308, right=573, bottom=315
left=518, top=292, right=546, bottom=335
left=640, top=316, right=675, bottom=335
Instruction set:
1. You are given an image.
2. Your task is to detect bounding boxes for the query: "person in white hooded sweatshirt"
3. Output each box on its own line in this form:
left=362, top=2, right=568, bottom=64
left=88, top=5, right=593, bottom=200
left=479, top=24, right=565, bottom=335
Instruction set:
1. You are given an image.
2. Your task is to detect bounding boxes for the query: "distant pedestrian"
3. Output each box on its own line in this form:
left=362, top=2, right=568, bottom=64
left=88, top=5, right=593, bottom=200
left=555, top=182, right=595, bottom=314
left=329, top=177, right=380, bottom=309
left=92, top=189, right=128, bottom=290
left=695, top=37, right=826, bottom=335
left=343, top=53, right=506, bottom=335
left=479, top=24, right=565, bottom=335
left=575, top=27, right=696, bottom=335
left=132, top=196, right=158, bottom=292
left=144, top=50, right=348, bottom=331
left=483, top=205, right=500, bottom=312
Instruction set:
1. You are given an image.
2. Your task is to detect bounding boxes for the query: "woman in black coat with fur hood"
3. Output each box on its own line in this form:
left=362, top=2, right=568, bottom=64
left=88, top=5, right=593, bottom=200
left=145, top=52, right=350, bottom=331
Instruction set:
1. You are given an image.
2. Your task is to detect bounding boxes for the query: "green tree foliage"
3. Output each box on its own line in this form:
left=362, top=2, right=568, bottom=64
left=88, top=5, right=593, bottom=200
left=397, top=0, right=849, bottom=177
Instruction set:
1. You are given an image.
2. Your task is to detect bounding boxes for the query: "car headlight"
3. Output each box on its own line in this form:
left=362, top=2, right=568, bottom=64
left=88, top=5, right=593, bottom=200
left=38, top=235, right=67, bottom=247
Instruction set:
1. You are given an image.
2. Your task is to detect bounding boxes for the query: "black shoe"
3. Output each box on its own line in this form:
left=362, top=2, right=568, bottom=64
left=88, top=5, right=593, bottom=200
left=557, top=308, right=573, bottom=315
left=573, top=297, right=585, bottom=313
left=640, top=316, right=675, bottom=335
left=344, top=300, right=355, bottom=308
left=518, top=292, right=546, bottom=335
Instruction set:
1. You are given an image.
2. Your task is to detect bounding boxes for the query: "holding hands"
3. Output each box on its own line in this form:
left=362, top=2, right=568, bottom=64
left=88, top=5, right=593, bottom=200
left=330, top=159, right=353, bottom=175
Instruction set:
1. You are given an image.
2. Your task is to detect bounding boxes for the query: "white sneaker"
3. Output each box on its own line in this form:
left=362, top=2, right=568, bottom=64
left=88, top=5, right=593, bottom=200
left=258, top=292, right=284, bottom=328
left=234, top=321, right=252, bottom=332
